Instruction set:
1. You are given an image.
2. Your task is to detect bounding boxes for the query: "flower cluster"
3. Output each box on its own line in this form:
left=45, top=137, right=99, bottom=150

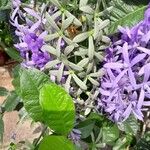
left=11, top=0, right=50, bottom=69
left=11, top=1, right=112, bottom=145
left=68, top=129, right=81, bottom=145
left=98, top=6, right=150, bottom=122
left=11, top=0, right=110, bottom=103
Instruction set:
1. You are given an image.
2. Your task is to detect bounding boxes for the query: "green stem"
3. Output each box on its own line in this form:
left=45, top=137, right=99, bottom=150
left=102, top=0, right=107, bottom=9
left=34, top=0, right=37, bottom=9
left=34, top=126, right=48, bottom=147
left=0, top=41, right=6, bottom=49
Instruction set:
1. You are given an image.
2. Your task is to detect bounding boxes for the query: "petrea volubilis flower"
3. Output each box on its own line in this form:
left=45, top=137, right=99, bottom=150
left=11, top=0, right=111, bottom=127
left=98, top=5, right=150, bottom=122
left=11, top=1, right=51, bottom=69
left=68, top=129, right=81, bottom=145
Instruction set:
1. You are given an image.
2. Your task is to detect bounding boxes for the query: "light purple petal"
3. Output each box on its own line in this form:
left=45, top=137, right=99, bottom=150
left=122, top=104, right=132, bottom=121
left=144, top=63, right=150, bottom=82
left=114, top=111, right=120, bottom=122
left=112, top=69, right=127, bottom=88
left=107, top=88, right=118, bottom=102
left=104, top=62, right=123, bottom=69
left=137, top=88, right=145, bottom=108
left=30, top=21, right=41, bottom=32
left=133, top=109, right=143, bottom=121
left=102, top=82, right=112, bottom=88
left=131, top=53, right=147, bottom=67
left=23, top=8, right=40, bottom=19
left=141, top=30, right=150, bottom=44
left=105, top=104, right=116, bottom=112
left=99, top=88, right=110, bottom=96
left=118, top=26, right=131, bottom=39
left=128, top=68, right=136, bottom=88
left=39, top=31, right=47, bottom=39
left=19, top=42, right=28, bottom=48
left=11, top=7, right=19, bottom=20
left=143, top=101, right=150, bottom=106
left=107, top=68, right=115, bottom=80
left=137, top=47, right=150, bottom=55
left=122, top=42, right=130, bottom=63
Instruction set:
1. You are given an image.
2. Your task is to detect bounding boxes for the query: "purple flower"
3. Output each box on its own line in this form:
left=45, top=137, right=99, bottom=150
left=98, top=5, right=150, bottom=122
left=60, top=39, right=66, bottom=49
left=14, top=30, right=50, bottom=69
left=12, top=0, right=21, bottom=9
left=32, top=51, right=50, bottom=68
left=68, top=129, right=81, bottom=144
left=11, top=0, right=23, bottom=21
left=24, top=33, right=44, bottom=53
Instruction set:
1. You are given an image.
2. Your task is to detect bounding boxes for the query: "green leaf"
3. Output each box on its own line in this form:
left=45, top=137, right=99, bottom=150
left=12, top=65, right=22, bottom=97
left=102, top=122, right=119, bottom=144
left=0, top=0, right=10, bottom=21
left=0, top=87, right=8, bottom=96
left=0, top=115, right=4, bottom=142
left=39, top=83, right=75, bottom=135
left=3, top=91, right=20, bottom=112
left=0, top=0, right=11, bottom=10
left=134, top=132, right=150, bottom=150
left=0, top=10, right=10, bottom=21
left=113, top=134, right=133, bottom=150
left=118, top=115, right=138, bottom=135
left=108, top=0, right=148, bottom=34
left=39, top=136, right=75, bottom=150
left=88, top=113, right=104, bottom=122
left=76, top=119, right=95, bottom=139
left=20, top=68, right=50, bottom=121
left=5, top=48, right=22, bottom=61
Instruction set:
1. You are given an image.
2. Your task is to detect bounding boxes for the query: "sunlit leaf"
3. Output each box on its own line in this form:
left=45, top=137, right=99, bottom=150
left=39, top=83, right=75, bottom=135
left=39, top=136, right=75, bottom=150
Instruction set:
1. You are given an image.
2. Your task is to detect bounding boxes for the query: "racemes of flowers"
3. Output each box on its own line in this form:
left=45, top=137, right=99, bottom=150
left=11, top=0, right=111, bottom=144
left=11, top=0, right=111, bottom=113
left=9, top=0, right=150, bottom=149
left=98, top=5, right=150, bottom=122
left=11, top=0, right=50, bottom=69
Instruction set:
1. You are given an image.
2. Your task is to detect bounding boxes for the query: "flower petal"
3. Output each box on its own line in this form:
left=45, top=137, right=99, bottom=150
left=104, top=62, right=123, bottom=69
left=137, top=88, right=145, bottom=108
left=137, top=47, right=150, bottom=55
left=122, top=103, right=132, bottom=121
left=112, top=69, right=127, bottom=87
left=122, top=42, right=130, bottom=63
left=143, top=101, right=150, bottom=106
left=144, top=63, right=150, bottom=82
left=131, top=53, right=146, bottom=67
left=23, top=8, right=40, bottom=19
left=133, top=109, right=143, bottom=121
left=99, top=88, right=110, bottom=96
